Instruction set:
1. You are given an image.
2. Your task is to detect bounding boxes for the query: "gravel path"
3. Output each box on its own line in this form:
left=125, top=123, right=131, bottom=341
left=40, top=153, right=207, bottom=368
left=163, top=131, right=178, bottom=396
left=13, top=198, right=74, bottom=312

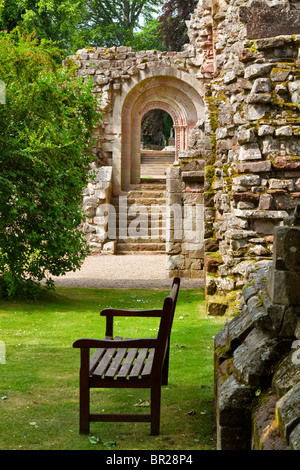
left=51, top=254, right=203, bottom=289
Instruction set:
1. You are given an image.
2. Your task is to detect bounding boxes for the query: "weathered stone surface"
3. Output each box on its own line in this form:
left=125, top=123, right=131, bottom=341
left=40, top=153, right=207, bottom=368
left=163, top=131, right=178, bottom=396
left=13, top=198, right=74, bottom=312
left=272, top=350, right=300, bottom=398
left=207, top=301, right=228, bottom=316
left=252, top=391, right=289, bottom=450
left=288, top=81, right=300, bottom=104
left=276, top=382, right=300, bottom=445
left=244, top=63, right=273, bottom=79
left=273, top=226, right=300, bottom=272
left=233, top=329, right=291, bottom=387
left=239, top=143, right=262, bottom=161
left=233, top=161, right=271, bottom=174
left=217, top=423, right=251, bottom=450
left=290, top=423, right=300, bottom=450
left=267, top=269, right=300, bottom=306
left=240, top=5, right=300, bottom=39
left=218, top=375, right=255, bottom=427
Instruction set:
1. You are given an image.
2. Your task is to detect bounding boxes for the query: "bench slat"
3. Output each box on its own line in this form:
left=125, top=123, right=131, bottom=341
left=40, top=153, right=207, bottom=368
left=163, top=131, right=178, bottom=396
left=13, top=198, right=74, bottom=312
left=104, top=348, right=128, bottom=379
left=90, top=348, right=106, bottom=374
left=141, top=348, right=155, bottom=377
left=117, top=348, right=138, bottom=379
left=93, top=348, right=117, bottom=377
left=129, top=348, right=148, bottom=378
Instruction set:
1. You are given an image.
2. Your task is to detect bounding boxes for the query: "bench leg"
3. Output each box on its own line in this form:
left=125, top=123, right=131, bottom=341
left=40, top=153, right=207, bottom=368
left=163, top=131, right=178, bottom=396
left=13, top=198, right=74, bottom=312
left=79, top=382, right=90, bottom=434
left=79, top=350, right=90, bottom=434
left=150, top=385, right=161, bottom=436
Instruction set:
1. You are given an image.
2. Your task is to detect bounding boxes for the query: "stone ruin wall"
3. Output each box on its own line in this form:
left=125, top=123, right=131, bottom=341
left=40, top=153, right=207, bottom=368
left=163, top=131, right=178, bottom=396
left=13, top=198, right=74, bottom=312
left=191, top=0, right=300, bottom=451
left=203, top=0, right=300, bottom=314
left=65, top=40, right=208, bottom=257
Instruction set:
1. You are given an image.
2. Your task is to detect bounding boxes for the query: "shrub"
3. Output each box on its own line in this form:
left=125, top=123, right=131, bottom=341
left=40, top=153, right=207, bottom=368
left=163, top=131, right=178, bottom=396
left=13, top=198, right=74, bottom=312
left=0, top=28, right=101, bottom=298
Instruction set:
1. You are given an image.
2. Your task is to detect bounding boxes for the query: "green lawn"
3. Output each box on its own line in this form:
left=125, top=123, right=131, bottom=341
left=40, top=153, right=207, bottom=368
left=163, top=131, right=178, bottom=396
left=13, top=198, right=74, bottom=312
left=0, top=287, right=225, bottom=450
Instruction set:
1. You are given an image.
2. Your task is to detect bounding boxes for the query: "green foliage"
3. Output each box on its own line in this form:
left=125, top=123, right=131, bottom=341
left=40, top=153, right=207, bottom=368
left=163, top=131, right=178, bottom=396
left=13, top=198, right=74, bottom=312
left=0, top=0, right=164, bottom=53
left=0, top=29, right=101, bottom=298
left=0, top=0, right=86, bottom=54
left=131, top=18, right=165, bottom=51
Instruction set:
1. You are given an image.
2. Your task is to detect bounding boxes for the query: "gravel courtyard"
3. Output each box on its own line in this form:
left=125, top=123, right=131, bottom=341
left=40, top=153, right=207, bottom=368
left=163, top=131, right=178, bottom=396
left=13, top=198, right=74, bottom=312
left=51, top=254, right=203, bottom=289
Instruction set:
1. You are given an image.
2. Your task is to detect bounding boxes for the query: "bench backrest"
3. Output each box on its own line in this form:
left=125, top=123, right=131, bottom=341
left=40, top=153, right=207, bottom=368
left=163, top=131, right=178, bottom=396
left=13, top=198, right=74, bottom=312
left=153, top=277, right=180, bottom=377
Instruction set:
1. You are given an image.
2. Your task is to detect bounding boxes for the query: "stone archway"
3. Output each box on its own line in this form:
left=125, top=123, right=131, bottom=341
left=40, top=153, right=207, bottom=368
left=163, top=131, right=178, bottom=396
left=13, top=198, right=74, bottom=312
left=111, top=68, right=205, bottom=194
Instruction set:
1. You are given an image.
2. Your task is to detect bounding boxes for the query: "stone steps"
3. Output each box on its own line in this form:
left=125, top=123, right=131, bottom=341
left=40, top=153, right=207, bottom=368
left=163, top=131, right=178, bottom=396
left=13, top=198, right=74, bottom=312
left=140, top=151, right=175, bottom=179
left=110, top=182, right=167, bottom=254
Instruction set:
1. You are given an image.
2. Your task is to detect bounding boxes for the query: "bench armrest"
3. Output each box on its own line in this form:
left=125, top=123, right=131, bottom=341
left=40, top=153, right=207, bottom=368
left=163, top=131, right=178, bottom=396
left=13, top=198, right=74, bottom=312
left=73, top=337, right=158, bottom=349
left=100, top=308, right=163, bottom=337
left=100, top=308, right=163, bottom=317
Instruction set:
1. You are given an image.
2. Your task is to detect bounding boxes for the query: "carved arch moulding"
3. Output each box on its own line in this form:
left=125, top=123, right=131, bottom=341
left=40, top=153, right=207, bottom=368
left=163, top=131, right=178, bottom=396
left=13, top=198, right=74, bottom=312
left=110, top=70, right=205, bottom=193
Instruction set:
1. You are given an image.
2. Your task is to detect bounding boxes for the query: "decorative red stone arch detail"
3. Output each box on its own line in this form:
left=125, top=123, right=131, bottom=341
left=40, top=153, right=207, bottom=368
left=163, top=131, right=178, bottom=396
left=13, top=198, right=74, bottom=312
left=141, top=101, right=188, bottom=157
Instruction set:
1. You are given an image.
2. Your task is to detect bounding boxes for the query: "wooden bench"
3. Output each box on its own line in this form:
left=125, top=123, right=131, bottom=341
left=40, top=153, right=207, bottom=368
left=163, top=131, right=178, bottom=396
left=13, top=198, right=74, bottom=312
left=73, top=277, right=180, bottom=436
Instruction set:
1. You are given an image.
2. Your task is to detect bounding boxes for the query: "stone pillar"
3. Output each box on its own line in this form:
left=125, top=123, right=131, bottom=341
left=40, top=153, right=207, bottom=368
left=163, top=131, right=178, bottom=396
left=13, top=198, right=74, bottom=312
left=268, top=205, right=300, bottom=306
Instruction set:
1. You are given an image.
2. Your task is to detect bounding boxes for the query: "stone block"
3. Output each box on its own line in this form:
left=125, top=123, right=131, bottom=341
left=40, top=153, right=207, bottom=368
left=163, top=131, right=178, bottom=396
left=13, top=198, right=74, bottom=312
left=247, top=295, right=273, bottom=333
left=258, top=125, right=275, bottom=136
left=240, top=5, right=300, bottom=40
left=251, top=78, right=272, bottom=93
left=290, top=424, right=300, bottom=450
left=233, top=328, right=291, bottom=387
left=267, top=269, right=300, bottom=305
left=217, top=375, right=255, bottom=427
left=205, top=275, right=216, bottom=295
left=217, top=424, right=251, bottom=450
left=259, top=194, right=273, bottom=210
left=207, top=301, right=228, bottom=316
left=239, top=144, right=262, bottom=161
left=233, top=161, right=272, bottom=173
left=233, top=174, right=260, bottom=187
left=275, top=126, right=293, bottom=137
left=273, top=226, right=300, bottom=272
left=102, top=241, right=117, bottom=254
left=227, top=304, right=254, bottom=350
left=252, top=391, right=289, bottom=450
left=244, top=63, right=273, bottom=79
left=244, top=104, right=268, bottom=121
left=288, top=81, right=300, bottom=104
left=272, top=350, right=300, bottom=398
left=237, top=127, right=256, bottom=144
left=276, top=382, right=300, bottom=445
left=246, top=93, right=272, bottom=104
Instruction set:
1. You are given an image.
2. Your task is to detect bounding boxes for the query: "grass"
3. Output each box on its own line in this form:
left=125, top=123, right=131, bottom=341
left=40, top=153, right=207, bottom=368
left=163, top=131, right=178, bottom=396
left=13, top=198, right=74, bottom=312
left=0, top=286, right=226, bottom=451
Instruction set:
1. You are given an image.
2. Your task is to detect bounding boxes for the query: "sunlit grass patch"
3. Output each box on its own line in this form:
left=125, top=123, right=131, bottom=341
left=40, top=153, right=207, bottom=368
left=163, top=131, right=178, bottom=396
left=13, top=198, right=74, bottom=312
left=0, top=287, right=225, bottom=450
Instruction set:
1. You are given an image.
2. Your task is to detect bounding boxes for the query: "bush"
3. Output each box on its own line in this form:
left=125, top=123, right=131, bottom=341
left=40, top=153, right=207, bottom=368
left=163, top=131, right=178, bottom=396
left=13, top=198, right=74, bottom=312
left=0, top=29, right=101, bottom=298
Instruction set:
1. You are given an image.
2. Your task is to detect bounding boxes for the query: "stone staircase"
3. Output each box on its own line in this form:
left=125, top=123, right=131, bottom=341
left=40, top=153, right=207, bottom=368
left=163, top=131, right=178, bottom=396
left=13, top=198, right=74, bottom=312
left=110, top=182, right=167, bottom=254
left=140, top=150, right=175, bottom=179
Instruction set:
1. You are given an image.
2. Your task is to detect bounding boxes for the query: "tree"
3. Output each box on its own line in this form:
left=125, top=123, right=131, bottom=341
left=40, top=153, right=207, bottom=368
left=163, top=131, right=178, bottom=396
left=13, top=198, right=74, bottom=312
left=73, top=0, right=164, bottom=49
left=131, top=18, right=165, bottom=51
left=158, top=0, right=197, bottom=51
left=0, top=0, right=86, bottom=54
left=0, top=29, right=101, bottom=298
left=0, top=0, right=164, bottom=53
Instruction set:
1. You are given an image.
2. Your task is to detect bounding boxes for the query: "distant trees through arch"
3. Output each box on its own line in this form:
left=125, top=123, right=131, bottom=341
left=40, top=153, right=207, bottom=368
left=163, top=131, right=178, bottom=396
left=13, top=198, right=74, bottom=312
left=141, top=109, right=174, bottom=150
